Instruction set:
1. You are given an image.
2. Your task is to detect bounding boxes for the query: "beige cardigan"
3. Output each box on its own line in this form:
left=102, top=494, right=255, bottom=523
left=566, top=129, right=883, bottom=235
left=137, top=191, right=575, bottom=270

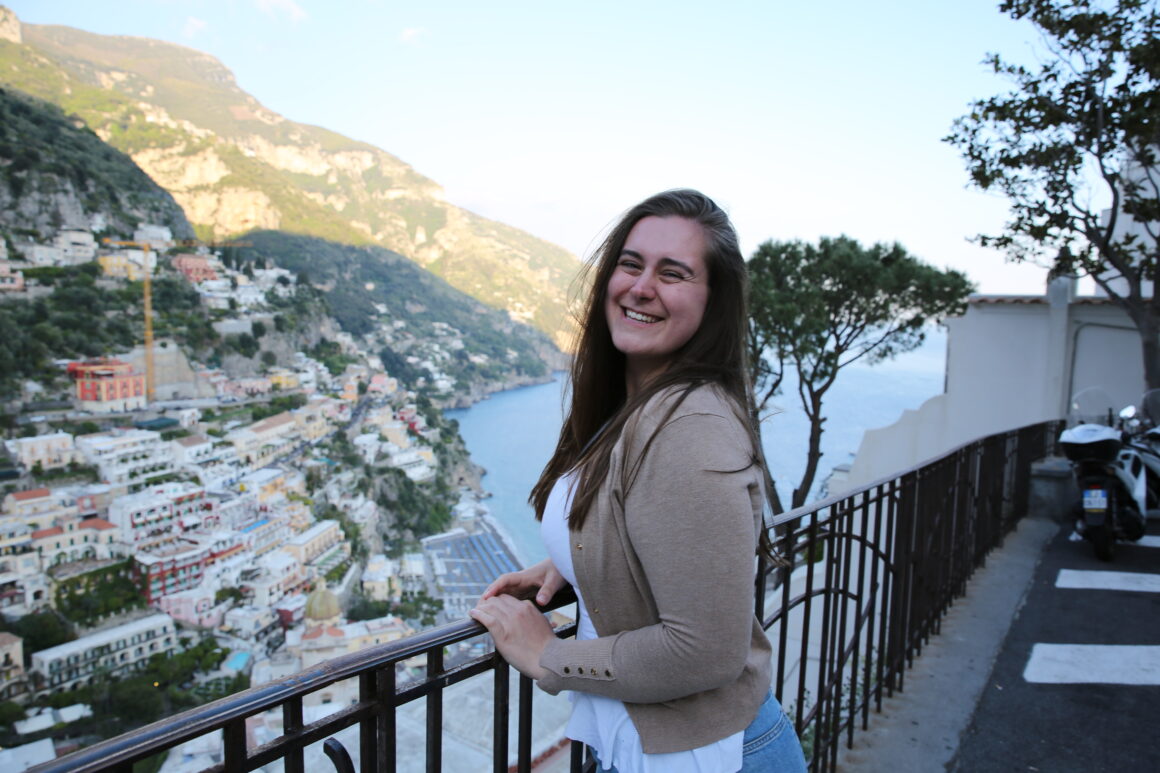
left=537, top=384, right=773, bottom=754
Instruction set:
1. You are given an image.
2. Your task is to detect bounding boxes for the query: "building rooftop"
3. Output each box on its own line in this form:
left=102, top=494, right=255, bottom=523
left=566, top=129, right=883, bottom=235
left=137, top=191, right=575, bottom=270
left=288, top=520, right=337, bottom=546
left=249, top=412, right=296, bottom=434
left=11, top=487, right=51, bottom=502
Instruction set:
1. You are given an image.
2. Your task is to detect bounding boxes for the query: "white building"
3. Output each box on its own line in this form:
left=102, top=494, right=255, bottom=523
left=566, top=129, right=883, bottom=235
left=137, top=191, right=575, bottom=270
left=133, top=223, right=173, bottom=250
left=241, top=551, right=307, bottom=608
left=173, top=435, right=245, bottom=491
left=223, top=605, right=280, bottom=643
left=31, top=613, right=177, bottom=694
left=106, top=482, right=208, bottom=552
left=75, top=429, right=175, bottom=488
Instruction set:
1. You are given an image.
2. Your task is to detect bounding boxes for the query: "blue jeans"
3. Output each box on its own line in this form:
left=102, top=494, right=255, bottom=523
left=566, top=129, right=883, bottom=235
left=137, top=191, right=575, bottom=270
left=741, top=690, right=807, bottom=771
left=597, top=691, right=807, bottom=772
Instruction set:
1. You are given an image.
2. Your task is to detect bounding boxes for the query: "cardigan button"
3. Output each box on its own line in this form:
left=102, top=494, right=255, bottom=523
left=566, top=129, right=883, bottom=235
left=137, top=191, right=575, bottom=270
left=575, top=542, right=582, bottom=550
left=604, top=669, right=612, bottom=677
left=563, top=667, right=571, bottom=674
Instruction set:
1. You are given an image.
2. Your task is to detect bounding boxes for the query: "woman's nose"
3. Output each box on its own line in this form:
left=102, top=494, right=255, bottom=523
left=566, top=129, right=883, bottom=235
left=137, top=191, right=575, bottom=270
left=630, top=271, right=657, bottom=299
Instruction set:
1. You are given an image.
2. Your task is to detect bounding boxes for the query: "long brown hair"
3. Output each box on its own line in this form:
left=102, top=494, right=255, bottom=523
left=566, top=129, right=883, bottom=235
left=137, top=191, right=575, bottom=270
left=530, top=189, right=768, bottom=537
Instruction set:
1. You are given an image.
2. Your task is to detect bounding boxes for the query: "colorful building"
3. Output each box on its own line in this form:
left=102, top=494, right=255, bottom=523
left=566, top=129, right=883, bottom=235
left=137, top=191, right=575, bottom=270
left=171, top=253, right=218, bottom=283
left=133, top=542, right=210, bottom=604
left=68, top=359, right=147, bottom=413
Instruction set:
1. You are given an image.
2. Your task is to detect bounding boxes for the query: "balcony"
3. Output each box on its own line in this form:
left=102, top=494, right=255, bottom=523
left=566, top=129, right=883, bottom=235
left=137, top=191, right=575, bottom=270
left=29, top=420, right=1060, bottom=773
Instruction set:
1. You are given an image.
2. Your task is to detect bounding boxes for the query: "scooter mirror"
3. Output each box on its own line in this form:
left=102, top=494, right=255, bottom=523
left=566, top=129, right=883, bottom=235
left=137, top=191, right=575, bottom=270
left=1120, top=405, right=1137, bottom=420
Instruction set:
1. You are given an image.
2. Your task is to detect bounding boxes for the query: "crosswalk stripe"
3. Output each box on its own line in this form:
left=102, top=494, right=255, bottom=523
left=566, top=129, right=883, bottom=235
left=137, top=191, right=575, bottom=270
left=1024, top=643, right=1160, bottom=685
left=1136, top=535, right=1160, bottom=549
left=1055, top=569, right=1160, bottom=593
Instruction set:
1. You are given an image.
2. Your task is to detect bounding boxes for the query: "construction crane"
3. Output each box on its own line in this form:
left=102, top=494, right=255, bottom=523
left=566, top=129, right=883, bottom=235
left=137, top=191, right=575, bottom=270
left=102, top=237, right=251, bottom=402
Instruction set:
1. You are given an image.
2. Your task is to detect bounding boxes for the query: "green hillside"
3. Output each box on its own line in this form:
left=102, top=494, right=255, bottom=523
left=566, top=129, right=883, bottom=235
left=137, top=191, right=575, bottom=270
left=0, top=13, right=580, bottom=348
left=0, top=86, right=192, bottom=240
left=242, top=231, right=556, bottom=388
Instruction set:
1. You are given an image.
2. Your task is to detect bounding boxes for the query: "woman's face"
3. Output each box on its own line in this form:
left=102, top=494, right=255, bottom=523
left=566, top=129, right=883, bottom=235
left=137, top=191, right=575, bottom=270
left=604, top=215, right=710, bottom=393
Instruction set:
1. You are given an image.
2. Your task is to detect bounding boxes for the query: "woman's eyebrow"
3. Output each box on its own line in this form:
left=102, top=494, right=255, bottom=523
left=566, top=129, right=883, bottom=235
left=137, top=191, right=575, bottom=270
left=658, top=257, right=695, bottom=274
left=620, top=250, right=695, bottom=275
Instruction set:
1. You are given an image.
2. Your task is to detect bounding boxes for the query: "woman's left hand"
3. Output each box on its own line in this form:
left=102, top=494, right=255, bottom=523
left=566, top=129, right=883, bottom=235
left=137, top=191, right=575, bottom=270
left=469, top=594, right=553, bottom=680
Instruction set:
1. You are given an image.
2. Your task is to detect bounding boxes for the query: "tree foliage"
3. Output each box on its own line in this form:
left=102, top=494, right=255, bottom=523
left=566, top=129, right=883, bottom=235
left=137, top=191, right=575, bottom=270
left=945, top=0, right=1160, bottom=385
left=748, top=236, right=973, bottom=509
left=0, top=610, right=75, bottom=665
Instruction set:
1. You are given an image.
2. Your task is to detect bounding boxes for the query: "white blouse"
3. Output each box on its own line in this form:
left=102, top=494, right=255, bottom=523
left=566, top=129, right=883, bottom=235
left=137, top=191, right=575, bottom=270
left=540, top=474, right=743, bottom=773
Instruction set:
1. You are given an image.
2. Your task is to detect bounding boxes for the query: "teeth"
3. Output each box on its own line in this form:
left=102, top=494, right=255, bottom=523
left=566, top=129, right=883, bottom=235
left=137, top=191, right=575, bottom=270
left=625, top=309, right=660, bottom=323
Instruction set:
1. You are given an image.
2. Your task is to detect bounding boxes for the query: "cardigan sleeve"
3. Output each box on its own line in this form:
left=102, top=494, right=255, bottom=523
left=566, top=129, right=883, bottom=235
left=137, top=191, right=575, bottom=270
left=537, top=406, right=761, bottom=702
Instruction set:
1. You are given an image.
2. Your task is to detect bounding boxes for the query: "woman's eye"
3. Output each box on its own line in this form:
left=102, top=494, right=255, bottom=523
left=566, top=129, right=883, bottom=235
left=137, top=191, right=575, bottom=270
left=660, top=270, right=684, bottom=281
left=618, top=259, right=642, bottom=273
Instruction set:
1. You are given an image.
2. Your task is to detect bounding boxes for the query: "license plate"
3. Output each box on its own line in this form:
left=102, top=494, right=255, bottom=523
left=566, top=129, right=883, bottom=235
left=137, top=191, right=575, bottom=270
left=1083, top=488, right=1108, bottom=511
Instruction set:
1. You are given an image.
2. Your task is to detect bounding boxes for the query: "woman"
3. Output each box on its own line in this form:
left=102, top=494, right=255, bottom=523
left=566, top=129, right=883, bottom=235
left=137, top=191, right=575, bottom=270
left=470, top=189, right=806, bottom=772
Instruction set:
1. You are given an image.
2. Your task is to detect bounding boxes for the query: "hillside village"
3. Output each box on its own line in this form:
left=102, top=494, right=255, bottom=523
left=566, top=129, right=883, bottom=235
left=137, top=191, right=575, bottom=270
left=0, top=220, right=527, bottom=755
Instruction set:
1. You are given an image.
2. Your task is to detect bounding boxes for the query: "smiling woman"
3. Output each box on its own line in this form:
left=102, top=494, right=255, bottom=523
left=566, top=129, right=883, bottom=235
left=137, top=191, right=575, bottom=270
left=470, top=190, right=806, bottom=772
left=605, top=216, right=710, bottom=395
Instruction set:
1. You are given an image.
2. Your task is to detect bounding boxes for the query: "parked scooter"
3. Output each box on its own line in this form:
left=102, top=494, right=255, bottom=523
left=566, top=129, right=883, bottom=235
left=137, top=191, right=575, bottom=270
left=1060, top=390, right=1146, bottom=561
left=1117, top=393, right=1160, bottom=514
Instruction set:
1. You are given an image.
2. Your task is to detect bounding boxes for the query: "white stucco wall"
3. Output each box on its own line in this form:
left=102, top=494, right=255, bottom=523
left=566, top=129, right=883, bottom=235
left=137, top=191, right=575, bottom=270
left=840, top=285, right=1145, bottom=492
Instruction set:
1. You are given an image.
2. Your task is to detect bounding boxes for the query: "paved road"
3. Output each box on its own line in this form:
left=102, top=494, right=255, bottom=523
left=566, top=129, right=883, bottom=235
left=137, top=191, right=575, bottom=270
left=950, top=522, right=1160, bottom=772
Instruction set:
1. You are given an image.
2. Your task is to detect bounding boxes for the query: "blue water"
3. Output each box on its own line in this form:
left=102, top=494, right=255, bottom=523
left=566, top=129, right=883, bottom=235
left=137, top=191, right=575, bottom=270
left=448, top=331, right=947, bottom=566
left=225, top=651, right=251, bottom=670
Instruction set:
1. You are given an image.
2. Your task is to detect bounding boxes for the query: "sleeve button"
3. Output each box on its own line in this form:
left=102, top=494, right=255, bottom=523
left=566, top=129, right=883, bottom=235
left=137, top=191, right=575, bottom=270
left=563, top=667, right=571, bottom=674
left=589, top=668, right=597, bottom=675
left=604, top=669, right=612, bottom=677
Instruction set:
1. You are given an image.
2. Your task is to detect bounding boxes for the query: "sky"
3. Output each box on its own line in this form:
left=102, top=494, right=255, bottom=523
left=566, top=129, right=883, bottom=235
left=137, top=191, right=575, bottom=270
left=6, top=0, right=1061, bottom=294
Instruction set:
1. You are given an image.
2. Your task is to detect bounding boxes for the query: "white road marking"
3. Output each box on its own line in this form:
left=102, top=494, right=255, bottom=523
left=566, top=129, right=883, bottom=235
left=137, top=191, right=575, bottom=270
left=1024, top=644, right=1160, bottom=685
left=1136, top=535, right=1160, bottom=549
left=1055, top=569, right=1160, bottom=593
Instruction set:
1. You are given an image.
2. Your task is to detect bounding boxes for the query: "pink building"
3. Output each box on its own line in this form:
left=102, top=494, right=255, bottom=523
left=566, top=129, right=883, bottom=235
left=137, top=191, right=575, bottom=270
left=171, top=254, right=218, bottom=283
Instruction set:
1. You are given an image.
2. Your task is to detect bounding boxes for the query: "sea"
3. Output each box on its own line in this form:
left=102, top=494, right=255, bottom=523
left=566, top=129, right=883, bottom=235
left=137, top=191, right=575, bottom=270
left=447, top=329, right=948, bottom=567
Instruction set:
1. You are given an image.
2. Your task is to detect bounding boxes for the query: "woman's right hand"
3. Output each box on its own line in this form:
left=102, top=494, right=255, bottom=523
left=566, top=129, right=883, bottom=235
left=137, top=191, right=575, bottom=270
left=479, top=557, right=566, bottom=607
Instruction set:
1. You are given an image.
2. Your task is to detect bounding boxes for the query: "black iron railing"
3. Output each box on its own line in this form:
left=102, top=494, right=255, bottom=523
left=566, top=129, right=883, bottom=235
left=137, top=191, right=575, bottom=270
left=30, top=420, right=1061, bottom=773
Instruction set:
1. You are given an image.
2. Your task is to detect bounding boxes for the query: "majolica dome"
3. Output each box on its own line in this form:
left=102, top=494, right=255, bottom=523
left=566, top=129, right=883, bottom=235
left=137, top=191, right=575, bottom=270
left=304, top=587, right=342, bottom=624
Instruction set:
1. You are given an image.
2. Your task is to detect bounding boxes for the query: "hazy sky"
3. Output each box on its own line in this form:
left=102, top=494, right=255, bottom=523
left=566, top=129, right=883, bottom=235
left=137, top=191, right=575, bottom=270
left=8, top=0, right=1060, bottom=294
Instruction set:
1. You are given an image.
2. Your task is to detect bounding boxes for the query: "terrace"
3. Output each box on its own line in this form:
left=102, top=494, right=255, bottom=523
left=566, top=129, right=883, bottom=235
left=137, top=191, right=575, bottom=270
left=28, top=419, right=1060, bottom=772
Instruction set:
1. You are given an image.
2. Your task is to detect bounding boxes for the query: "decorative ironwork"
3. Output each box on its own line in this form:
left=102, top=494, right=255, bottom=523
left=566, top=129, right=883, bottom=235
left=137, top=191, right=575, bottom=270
left=30, top=420, right=1060, bottom=773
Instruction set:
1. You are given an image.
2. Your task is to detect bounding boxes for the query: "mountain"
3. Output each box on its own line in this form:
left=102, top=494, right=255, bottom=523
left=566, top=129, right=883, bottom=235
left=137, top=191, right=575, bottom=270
left=0, top=85, right=193, bottom=241
left=0, top=7, right=579, bottom=349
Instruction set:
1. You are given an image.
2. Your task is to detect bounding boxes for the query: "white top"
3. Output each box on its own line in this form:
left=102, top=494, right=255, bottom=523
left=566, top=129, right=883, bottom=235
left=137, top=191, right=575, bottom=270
left=540, top=474, right=744, bottom=773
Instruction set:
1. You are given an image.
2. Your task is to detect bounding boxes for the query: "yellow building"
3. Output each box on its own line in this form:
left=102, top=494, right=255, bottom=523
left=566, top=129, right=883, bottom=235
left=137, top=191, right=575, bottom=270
left=268, top=368, right=300, bottom=390
left=98, top=249, right=155, bottom=281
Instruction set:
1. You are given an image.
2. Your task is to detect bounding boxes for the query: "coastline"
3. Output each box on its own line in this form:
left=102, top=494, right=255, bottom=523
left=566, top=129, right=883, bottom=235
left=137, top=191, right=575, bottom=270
left=440, top=371, right=559, bottom=410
